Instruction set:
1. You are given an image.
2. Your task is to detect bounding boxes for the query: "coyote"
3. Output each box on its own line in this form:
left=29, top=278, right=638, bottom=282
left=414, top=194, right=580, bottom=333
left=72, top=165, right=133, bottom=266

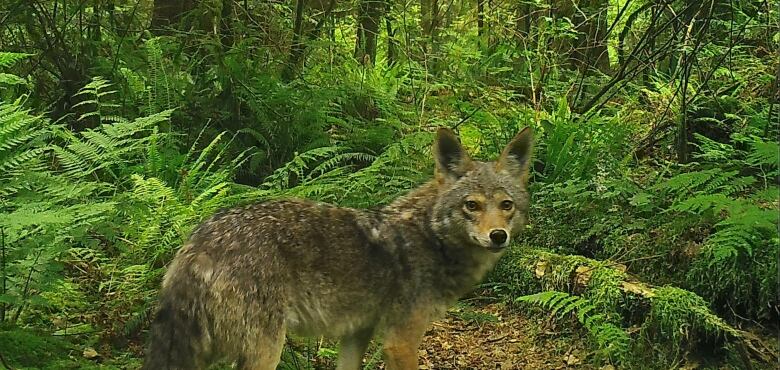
left=143, top=127, right=533, bottom=370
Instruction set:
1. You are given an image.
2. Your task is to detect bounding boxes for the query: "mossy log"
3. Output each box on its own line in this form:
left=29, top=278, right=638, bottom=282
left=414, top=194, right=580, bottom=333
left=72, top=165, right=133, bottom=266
left=498, top=249, right=776, bottom=367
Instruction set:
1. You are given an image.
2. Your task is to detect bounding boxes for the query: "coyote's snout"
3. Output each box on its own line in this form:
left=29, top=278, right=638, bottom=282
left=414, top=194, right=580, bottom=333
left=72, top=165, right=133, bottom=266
left=143, top=127, right=533, bottom=370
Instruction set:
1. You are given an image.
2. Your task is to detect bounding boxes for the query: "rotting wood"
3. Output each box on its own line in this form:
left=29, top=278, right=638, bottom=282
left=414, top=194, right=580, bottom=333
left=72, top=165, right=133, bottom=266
left=524, top=253, right=777, bottom=367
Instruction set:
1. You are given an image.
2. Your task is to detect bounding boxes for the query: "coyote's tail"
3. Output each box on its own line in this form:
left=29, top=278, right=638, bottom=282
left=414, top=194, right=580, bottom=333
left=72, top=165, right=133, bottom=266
left=142, top=291, right=206, bottom=370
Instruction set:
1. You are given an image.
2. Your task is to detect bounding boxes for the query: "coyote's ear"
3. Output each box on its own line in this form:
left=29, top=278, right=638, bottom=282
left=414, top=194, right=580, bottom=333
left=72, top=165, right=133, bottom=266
left=497, top=127, right=533, bottom=182
left=434, top=128, right=472, bottom=183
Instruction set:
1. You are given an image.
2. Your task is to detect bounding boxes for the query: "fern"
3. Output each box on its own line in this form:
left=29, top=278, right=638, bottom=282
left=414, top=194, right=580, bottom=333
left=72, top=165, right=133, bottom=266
left=518, top=291, right=630, bottom=363
left=143, top=38, right=175, bottom=114
left=0, top=52, right=31, bottom=69
left=746, top=139, right=779, bottom=168
left=53, top=109, right=173, bottom=181
left=0, top=52, right=31, bottom=86
left=72, top=77, right=120, bottom=123
left=653, top=168, right=723, bottom=198
left=707, top=203, right=777, bottom=261
left=0, top=102, right=50, bottom=179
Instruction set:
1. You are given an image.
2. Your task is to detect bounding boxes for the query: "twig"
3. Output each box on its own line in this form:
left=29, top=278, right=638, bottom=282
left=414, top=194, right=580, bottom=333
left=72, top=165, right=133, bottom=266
left=0, top=350, right=14, bottom=370
left=483, top=334, right=509, bottom=343
left=12, top=250, right=42, bottom=324
left=451, top=106, right=482, bottom=130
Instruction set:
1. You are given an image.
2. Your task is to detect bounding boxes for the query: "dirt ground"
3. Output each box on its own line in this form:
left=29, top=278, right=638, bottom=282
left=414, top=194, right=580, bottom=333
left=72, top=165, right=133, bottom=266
left=416, top=301, right=594, bottom=370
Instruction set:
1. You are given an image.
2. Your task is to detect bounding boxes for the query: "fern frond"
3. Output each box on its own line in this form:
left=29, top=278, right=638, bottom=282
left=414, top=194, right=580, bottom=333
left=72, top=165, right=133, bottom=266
left=0, top=52, right=32, bottom=69
left=747, top=139, right=779, bottom=168
left=518, top=291, right=630, bottom=362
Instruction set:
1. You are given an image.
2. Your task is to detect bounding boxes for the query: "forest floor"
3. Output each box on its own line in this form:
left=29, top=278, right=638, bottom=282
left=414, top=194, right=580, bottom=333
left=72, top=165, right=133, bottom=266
left=1, top=297, right=594, bottom=370
left=418, top=301, right=593, bottom=370
left=6, top=296, right=777, bottom=370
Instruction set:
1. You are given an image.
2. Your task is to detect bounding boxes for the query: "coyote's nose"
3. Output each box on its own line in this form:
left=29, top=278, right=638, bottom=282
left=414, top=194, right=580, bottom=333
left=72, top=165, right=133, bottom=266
left=489, top=229, right=508, bottom=244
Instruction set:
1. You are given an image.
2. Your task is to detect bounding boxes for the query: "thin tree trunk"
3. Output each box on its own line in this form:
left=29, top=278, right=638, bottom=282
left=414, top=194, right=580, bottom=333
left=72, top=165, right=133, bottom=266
left=678, top=54, right=691, bottom=163
left=354, top=0, right=384, bottom=65
left=420, top=0, right=432, bottom=52
left=477, top=0, right=485, bottom=38
left=283, top=0, right=336, bottom=80
left=283, top=0, right=308, bottom=80
left=385, top=0, right=397, bottom=66
left=571, top=0, right=609, bottom=72
left=220, top=0, right=235, bottom=48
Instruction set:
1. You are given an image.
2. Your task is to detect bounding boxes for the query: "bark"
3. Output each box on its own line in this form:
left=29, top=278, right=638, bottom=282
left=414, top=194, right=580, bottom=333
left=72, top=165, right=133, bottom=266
left=553, top=0, right=609, bottom=73
left=385, top=1, right=397, bottom=66
left=283, top=0, right=337, bottom=80
left=515, top=2, right=535, bottom=40
left=354, top=0, right=384, bottom=65
left=420, top=0, right=432, bottom=39
left=477, top=0, right=485, bottom=37
left=576, top=0, right=610, bottom=72
left=419, top=0, right=439, bottom=52
left=283, top=0, right=308, bottom=80
left=220, top=0, right=235, bottom=48
left=151, top=0, right=196, bottom=32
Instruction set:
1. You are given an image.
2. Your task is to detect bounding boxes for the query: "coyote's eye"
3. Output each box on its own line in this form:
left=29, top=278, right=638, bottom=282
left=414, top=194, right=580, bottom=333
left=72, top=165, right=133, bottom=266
left=500, top=200, right=514, bottom=210
left=464, top=200, right=480, bottom=211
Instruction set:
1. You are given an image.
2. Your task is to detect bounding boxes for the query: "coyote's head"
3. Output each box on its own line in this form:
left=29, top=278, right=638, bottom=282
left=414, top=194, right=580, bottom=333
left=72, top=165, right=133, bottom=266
left=430, top=127, right=533, bottom=252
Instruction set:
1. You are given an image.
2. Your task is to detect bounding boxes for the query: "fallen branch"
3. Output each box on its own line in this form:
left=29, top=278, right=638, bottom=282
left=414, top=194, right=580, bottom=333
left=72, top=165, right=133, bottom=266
left=500, top=249, right=777, bottom=367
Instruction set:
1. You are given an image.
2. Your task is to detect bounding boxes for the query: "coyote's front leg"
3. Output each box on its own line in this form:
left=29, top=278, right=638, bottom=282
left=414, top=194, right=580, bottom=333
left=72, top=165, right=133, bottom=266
left=382, top=310, right=431, bottom=370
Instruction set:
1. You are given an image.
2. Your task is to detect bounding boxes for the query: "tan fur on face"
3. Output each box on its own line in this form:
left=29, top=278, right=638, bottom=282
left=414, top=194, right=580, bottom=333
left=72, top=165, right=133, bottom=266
left=462, top=191, right=515, bottom=246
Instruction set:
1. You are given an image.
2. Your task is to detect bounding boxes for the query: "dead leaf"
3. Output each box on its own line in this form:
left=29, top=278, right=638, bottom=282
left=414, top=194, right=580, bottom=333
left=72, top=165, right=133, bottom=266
left=574, top=265, right=592, bottom=287
left=83, top=347, right=99, bottom=359
left=535, top=260, right=548, bottom=277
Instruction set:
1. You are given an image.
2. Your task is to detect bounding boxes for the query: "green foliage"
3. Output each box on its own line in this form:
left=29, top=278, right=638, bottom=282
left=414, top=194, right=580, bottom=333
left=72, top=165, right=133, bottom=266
left=0, top=327, right=69, bottom=367
left=0, top=96, right=115, bottom=325
left=518, top=291, right=630, bottom=363
left=651, top=133, right=779, bottom=319
left=0, top=52, right=30, bottom=87
left=536, top=99, right=636, bottom=183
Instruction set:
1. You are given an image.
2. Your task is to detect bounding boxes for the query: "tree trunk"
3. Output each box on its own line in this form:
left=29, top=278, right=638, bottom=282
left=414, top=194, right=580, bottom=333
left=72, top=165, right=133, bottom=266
left=553, top=0, right=609, bottom=73
left=385, top=0, right=397, bottom=66
left=515, top=2, right=534, bottom=40
left=283, top=0, right=337, bottom=80
left=283, top=0, right=308, bottom=80
left=354, top=0, right=384, bottom=65
left=220, top=0, right=235, bottom=48
left=477, top=0, right=485, bottom=38
left=419, top=0, right=439, bottom=53
left=151, top=0, right=196, bottom=32
left=571, top=0, right=610, bottom=72
left=420, top=0, right=432, bottom=51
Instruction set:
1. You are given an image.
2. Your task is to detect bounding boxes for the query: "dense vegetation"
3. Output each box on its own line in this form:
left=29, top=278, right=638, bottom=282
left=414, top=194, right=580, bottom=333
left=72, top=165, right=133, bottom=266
left=0, top=0, right=777, bottom=368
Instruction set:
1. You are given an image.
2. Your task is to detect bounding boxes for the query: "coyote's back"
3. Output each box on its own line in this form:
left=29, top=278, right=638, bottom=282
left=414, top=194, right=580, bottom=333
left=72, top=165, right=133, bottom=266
left=144, top=127, right=533, bottom=370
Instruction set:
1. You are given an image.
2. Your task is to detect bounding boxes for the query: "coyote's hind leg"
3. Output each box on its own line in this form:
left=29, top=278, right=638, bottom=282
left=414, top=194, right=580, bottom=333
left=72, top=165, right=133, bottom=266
left=236, top=322, right=286, bottom=370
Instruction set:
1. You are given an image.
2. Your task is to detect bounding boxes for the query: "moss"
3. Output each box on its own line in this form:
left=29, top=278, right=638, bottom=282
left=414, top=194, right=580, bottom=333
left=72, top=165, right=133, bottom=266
left=0, top=328, right=69, bottom=368
left=649, top=286, right=736, bottom=343
left=587, top=266, right=624, bottom=319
